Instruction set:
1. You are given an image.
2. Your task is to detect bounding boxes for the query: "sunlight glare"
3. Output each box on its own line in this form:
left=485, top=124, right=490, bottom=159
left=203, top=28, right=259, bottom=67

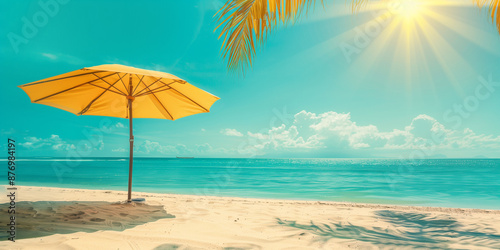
left=392, top=0, right=422, bottom=20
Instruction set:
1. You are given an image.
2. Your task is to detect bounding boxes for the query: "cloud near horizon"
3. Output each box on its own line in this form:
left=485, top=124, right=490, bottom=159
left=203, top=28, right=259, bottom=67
left=19, top=111, right=500, bottom=159
left=220, top=128, right=243, bottom=137
left=232, top=110, right=500, bottom=158
left=136, top=111, right=500, bottom=158
left=21, top=134, right=104, bottom=153
left=134, top=140, right=230, bottom=156
left=21, top=134, right=77, bottom=151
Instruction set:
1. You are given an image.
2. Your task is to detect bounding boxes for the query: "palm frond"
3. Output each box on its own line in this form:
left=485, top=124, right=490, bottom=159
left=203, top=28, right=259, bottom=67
left=474, top=0, right=500, bottom=33
left=350, top=0, right=369, bottom=12
left=214, top=0, right=321, bottom=74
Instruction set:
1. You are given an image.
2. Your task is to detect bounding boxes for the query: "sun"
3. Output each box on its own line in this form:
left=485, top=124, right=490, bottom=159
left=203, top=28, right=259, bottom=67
left=391, top=0, right=423, bottom=20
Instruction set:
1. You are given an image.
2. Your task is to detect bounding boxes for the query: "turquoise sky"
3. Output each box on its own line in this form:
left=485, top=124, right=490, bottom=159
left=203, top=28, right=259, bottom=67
left=1, top=0, right=500, bottom=158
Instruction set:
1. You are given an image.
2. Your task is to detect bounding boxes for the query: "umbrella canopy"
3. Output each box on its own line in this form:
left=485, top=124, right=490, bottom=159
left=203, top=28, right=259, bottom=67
left=19, top=64, right=219, bottom=119
left=19, top=64, right=220, bottom=202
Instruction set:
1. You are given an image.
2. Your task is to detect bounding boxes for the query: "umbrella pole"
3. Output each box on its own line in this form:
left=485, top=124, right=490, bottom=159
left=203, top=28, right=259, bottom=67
left=127, top=97, right=134, bottom=203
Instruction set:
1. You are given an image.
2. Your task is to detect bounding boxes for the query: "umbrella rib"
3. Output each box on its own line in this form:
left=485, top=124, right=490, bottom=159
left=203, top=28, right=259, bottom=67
left=118, top=73, right=129, bottom=94
left=20, top=70, right=106, bottom=87
left=92, top=73, right=128, bottom=96
left=135, top=80, right=173, bottom=97
left=133, top=77, right=164, bottom=97
left=141, top=81, right=174, bottom=120
left=33, top=72, right=118, bottom=102
left=87, top=83, right=125, bottom=95
left=136, top=87, right=173, bottom=97
left=78, top=73, right=126, bottom=115
left=135, top=86, right=172, bottom=97
left=159, top=80, right=209, bottom=112
left=131, top=74, right=146, bottom=96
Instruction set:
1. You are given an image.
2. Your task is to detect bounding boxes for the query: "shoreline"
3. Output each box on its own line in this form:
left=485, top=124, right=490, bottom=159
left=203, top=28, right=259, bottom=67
left=2, top=185, right=500, bottom=249
left=3, top=185, right=499, bottom=214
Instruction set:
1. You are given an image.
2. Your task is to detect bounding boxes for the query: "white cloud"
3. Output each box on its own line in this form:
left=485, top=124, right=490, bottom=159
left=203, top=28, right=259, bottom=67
left=220, top=128, right=243, bottom=137
left=42, top=53, right=57, bottom=60
left=197, top=143, right=212, bottom=153
left=136, top=140, right=231, bottom=156
left=100, top=122, right=126, bottom=132
left=20, top=134, right=108, bottom=152
left=237, top=110, right=500, bottom=157
left=137, top=140, right=189, bottom=155
left=52, top=143, right=76, bottom=151
left=21, top=134, right=76, bottom=151
left=247, top=124, right=319, bottom=151
left=0, top=128, right=16, bottom=135
left=41, top=52, right=86, bottom=65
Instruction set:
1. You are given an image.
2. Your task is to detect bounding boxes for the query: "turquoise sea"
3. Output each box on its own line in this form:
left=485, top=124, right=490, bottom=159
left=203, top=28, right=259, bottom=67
left=9, top=158, right=500, bottom=209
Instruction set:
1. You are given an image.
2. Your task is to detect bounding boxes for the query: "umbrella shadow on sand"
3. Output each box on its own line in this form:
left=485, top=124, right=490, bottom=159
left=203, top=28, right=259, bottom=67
left=0, top=201, right=175, bottom=240
left=277, top=210, right=500, bottom=249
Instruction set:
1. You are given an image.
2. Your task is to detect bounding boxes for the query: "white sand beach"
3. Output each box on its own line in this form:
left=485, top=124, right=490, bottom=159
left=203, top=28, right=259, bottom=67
left=1, top=185, right=500, bottom=249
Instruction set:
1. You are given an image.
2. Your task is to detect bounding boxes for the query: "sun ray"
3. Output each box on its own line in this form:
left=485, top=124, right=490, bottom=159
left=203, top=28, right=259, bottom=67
left=423, top=8, right=500, bottom=54
left=415, top=16, right=476, bottom=95
left=330, top=0, right=491, bottom=99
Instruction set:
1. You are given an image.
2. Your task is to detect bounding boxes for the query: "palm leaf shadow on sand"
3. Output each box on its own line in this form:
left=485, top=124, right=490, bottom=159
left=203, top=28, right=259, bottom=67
left=152, top=242, right=262, bottom=250
left=277, top=210, right=500, bottom=249
left=0, top=201, right=175, bottom=240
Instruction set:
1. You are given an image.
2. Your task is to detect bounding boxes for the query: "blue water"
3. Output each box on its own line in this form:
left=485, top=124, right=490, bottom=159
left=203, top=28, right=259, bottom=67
left=8, top=158, right=500, bottom=209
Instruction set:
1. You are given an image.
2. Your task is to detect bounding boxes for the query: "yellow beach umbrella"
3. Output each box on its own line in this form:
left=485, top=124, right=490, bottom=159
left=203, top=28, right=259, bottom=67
left=19, top=64, right=219, bottom=202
